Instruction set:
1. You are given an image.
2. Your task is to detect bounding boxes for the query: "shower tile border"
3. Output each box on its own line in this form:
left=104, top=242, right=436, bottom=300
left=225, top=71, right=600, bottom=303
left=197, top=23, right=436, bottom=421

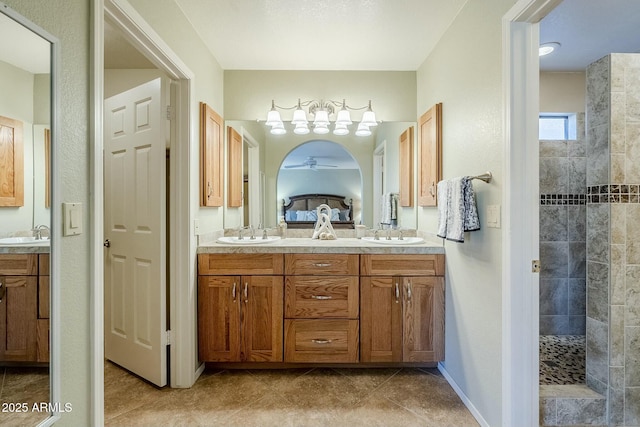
left=541, top=193, right=587, bottom=206
left=587, top=184, right=640, bottom=204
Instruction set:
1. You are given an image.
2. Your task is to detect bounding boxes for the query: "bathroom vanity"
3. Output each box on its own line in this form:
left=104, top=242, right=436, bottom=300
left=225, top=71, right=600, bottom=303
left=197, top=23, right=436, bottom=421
left=0, top=248, right=50, bottom=363
left=197, top=238, right=445, bottom=367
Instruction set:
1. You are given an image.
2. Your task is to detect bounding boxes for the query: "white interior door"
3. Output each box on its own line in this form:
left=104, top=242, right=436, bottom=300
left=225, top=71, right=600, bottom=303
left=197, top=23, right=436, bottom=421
left=104, top=78, right=167, bottom=387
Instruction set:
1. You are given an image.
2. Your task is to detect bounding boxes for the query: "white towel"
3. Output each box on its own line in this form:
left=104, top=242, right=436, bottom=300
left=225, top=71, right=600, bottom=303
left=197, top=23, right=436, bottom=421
left=380, top=192, right=392, bottom=225
left=436, top=177, right=481, bottom=243
left=436, top=180, right=450, bottom=238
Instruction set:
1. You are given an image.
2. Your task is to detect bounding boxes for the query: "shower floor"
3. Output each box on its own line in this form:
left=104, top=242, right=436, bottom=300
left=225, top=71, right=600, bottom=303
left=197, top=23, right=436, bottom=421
left=539, top=335, right=585, bottom=385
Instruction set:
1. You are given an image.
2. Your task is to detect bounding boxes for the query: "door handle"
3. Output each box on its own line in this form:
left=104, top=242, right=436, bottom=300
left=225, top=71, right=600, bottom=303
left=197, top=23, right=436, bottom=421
left=243, top=282, right=248, bottom=302
left=406, top=281, right=412, bottom=302
left=103, top=239, right=111, bottom=248
left=395, top=282, right=400, bottom=303
left=232, top=282, right=237, bottom=301
left=0, top=277, right=5, bottom=303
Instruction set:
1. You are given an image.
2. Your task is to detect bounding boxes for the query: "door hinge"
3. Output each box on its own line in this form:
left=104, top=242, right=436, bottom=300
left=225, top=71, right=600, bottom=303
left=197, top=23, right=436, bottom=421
left=532, top=260, right=541, bottom=273
left=165, top=330, right=172, bottom=346
left=165, top=105, right=173, bottom=120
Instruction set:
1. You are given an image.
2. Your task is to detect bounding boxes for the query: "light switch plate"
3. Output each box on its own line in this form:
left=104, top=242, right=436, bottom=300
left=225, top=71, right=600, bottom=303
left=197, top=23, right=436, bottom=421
left=487, top=204, right=501, bottom=228
left=63, top=202, right=83, bottom=236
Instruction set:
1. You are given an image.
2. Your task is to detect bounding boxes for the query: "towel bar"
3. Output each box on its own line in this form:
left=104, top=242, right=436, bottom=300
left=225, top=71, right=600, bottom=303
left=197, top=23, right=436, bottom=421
left=471, top=171, right=492, bottom=183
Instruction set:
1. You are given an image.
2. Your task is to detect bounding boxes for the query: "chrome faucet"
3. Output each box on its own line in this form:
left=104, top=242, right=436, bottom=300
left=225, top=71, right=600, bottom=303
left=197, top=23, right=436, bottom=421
left=249, top=225, right=256, bottom=240
left=33, top=225, right=50, bottom=240
left=398, top=230, right=404, bottom=240
left=262, top=229, right=269, bottom=240
left=386, top=228, right=392, bottom=240
left=373, top=229, right=380, bottom=240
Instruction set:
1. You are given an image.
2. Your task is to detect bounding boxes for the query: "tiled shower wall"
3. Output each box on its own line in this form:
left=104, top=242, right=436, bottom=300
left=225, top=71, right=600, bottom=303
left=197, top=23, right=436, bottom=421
left=586, top=53, right=640, bottom=426
left=539, top=112, right=587, bottom=335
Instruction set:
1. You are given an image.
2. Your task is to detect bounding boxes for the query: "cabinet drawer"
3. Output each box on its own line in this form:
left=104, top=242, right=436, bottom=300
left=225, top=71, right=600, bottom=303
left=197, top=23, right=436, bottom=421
left=198, top=253, right=283, bottom=275
left=0, top=254, right=38, bottom=276
left=360, top=254, right=444, bottom=276
left=284, top=254, right=358, bottom=275
left=284, top=319, right=358, bottom=363
left=285, top=276, right=358, bottom=318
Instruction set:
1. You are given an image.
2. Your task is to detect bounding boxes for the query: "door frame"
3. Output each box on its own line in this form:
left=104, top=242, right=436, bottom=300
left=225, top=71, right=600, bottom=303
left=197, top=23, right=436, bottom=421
left=502, top=0, right=561, bottom=425
left=92, top=0, right=196, bottom=425
left=242, top=128, right=261, bottom=228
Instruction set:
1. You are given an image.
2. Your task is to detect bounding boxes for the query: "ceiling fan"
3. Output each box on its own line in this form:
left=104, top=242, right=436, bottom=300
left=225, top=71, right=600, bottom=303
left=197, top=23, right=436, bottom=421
left=284, top=156, right=338, bottom=170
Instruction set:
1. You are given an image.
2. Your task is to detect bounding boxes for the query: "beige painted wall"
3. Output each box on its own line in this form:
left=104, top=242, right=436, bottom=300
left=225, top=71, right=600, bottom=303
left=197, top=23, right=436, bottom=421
left=416, top=0, right=516, bottom=425
left=224, top=70, right=417, bottom=122
left=540, top=71, right=586, bottom=113
left=3, top=1, right=92, bottom=425
left=128, top=0, right=226, bottom=237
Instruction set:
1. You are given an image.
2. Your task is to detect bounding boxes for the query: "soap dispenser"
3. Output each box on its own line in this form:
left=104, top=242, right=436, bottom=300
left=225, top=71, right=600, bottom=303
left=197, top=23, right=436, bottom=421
left=278, top=216, right=287, bottom=239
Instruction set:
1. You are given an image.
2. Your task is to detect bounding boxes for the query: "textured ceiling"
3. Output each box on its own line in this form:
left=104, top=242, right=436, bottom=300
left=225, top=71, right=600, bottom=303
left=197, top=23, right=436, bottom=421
left=540, top=0, right=640, bottom=71
left=174, top=0, right=469, bottom=70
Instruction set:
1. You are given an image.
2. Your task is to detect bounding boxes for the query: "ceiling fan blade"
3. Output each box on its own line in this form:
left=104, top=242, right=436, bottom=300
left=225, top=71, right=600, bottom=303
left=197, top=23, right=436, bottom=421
left=284, top=164, right=307, bottom=168
left=316, top=164, right=338, bottom=168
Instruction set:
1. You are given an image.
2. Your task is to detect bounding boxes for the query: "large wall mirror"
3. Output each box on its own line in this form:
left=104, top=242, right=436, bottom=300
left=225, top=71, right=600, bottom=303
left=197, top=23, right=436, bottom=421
left=0, top=3, right=58, bottom=425
left=224, top=120, right=418, bottom=230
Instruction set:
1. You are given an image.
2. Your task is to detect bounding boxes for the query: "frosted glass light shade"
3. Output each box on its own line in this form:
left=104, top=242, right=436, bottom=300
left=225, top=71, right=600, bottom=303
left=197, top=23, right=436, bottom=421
left=266, top=109, right=282, bottom=126
left=333, top=123, right=349, bottom=135
left=335, top=109, right=352, bottom=126
left=270, top=122, right=286, bottom=135
left=294, top=123, right=310, bottom=135
left=360, top=110, right=377, bottom=127
left=355, top=122, right=371, bottom=137
left=291, top=108, right=308, bottom=125
left=313, top=124, right=330, bottom=134
left=313, top=109, right=330, bottom=126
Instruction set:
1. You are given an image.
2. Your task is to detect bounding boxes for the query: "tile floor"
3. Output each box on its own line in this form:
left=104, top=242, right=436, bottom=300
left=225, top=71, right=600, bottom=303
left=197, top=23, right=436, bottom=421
left=0, top=366, right=50, bottom=427
left=539, top=335, right=585, bottom=385
left=105, top=361, right=480, bottom=427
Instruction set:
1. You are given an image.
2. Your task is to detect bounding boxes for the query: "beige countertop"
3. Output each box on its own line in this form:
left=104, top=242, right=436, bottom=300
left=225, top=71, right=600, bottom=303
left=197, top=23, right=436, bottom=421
left=197, top=237, right=445, bottom=255
left=0, top=244, right=50, bottom=254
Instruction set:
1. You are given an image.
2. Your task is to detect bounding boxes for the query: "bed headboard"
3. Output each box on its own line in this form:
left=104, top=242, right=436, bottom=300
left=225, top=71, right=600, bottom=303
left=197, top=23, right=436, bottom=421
left=282, top=193, right=353, bottom=228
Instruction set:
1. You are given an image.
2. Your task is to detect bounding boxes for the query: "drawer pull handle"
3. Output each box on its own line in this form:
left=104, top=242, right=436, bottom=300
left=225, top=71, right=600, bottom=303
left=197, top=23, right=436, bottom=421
left=232, top=282, right=237, bottom=301
left=244, top=282, right=248, bottom=302
left=395, top=282, right=400, bottom=303
left=313, top=263, right=332, bottom=268
left=311, top=295, right=332, bottom=300
left=311, top=338, right=332, bottom=344
left=406, top=281, right=412, bottom=302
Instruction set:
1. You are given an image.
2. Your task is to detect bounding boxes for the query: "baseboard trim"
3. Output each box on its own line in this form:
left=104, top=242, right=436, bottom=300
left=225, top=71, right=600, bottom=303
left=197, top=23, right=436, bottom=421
left=438, top=362, right=490, bottom=427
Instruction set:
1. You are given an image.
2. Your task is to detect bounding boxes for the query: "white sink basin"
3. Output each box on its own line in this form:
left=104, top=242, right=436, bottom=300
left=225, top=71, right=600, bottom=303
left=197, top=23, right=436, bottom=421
left=0, top=236, right=50, bottom=245
left=217, top=236, right=281, bottom=245
left=361, top=236, right=424, bottom=245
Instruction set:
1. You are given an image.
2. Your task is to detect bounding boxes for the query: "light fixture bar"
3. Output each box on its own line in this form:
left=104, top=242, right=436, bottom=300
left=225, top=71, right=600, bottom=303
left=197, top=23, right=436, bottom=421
left=265, top=98, right=378, bottom=136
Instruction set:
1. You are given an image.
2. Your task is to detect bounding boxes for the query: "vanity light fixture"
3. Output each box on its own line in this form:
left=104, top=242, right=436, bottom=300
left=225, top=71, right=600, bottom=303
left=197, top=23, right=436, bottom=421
left=265, top=98, right=378, bottom=136
left=539, top=42, right=561, bottom=56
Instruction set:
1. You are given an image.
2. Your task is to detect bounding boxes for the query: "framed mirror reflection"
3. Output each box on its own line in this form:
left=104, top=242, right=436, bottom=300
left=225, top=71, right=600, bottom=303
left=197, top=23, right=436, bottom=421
left=0, top=2, right=59, bottom=426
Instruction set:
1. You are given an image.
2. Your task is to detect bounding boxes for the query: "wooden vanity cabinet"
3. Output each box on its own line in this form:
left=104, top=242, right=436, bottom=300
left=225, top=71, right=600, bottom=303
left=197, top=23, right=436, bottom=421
left=197, top=254, right=283, bottom=362
left=284, top=254, right=359, bottom=363
left=0, top=254, right=41, bottom=362
left=360, top=254, right=445, bottom=363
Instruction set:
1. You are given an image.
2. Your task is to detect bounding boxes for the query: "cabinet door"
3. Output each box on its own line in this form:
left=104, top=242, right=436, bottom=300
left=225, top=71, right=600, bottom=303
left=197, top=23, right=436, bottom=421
left=417, top=103, right=442, bottom=207
left=200, top=103, right=223, bottom=206
left=242, top=276, right=283, bottom=362
left=402, top=276, right=444, bottom=362
left=360, top=277, right=402, bottom=362
left=227, top=126, right=243, bottom=207
left=0, top=276, right=37, bottom=361
left=399, top=126, right=414, bottom=207
left=198, top=276, right=241, bottom=362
